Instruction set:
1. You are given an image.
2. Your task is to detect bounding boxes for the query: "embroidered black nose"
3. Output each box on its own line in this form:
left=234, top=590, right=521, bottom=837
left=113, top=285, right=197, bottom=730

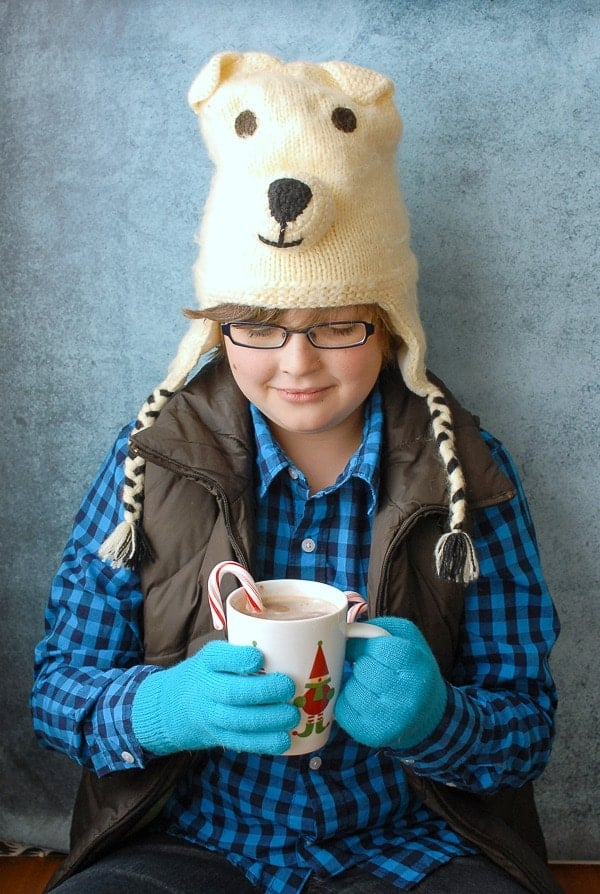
left=267, top=178, right=312, bottom=226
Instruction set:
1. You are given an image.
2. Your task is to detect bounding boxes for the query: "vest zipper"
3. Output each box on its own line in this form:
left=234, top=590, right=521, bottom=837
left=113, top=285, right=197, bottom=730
left=375, top=504, right=447, bottom=616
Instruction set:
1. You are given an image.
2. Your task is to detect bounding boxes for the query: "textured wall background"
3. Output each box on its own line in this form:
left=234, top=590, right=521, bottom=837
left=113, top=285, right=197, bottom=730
left=1, top=0, right=598, bottom=859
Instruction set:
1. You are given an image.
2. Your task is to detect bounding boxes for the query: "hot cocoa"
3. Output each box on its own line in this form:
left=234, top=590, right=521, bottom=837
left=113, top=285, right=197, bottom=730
left=232, top=592, right=337, bottom=621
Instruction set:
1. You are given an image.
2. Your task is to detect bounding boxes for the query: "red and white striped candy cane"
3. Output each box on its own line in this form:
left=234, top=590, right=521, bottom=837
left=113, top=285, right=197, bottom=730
left=207, top=561, right=264, bottom=631
left=345, top=591, right=369, bottom=623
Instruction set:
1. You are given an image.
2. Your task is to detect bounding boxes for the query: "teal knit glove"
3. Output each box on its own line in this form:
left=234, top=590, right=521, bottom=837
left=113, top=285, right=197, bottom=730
left=334, top=617, right=447, bottom=749
left=132, top=640, right=299, bottom=756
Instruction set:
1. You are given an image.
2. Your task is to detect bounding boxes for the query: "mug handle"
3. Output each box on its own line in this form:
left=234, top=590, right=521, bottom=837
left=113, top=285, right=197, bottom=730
left=346, top=622, right=391, bottom=640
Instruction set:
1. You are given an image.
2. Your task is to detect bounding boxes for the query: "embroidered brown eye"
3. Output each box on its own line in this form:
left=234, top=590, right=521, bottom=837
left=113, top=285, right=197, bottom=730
left=331, top=106, right=357, bottom=133
left=235, top=110, right=258, bottom=137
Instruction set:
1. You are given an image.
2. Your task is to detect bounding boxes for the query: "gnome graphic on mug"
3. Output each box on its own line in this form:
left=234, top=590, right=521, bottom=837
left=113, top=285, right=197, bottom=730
left=292, top=641, right=335, bottom=738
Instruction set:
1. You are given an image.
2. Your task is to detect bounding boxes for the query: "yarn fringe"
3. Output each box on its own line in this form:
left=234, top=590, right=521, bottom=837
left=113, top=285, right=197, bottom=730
left=98, top=520, right=155, bottom=570
left=435, top=531, right=479, bottom=583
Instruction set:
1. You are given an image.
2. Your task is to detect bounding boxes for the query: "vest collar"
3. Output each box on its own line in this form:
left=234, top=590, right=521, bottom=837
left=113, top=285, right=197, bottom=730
left=131, top=358, right=254, bottom=505
left=132, top=360, right=514, bottom=513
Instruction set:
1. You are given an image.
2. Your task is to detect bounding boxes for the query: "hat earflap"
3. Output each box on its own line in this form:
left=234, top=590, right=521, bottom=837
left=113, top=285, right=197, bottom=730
left=426, top=387, right=480, bottom=583
left=99, top=318, right=218, bottom=569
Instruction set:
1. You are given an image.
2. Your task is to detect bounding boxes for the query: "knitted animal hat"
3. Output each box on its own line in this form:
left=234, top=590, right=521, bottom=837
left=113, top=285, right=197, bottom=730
left=99, top=51, right=478, bottom=583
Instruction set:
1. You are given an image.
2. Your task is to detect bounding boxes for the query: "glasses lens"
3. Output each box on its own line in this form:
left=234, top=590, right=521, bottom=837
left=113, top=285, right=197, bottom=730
left=309, top=322, right=368, bottom=347
left=225, top=321, right=371, bottom=348
left=229, top=324, right=286, bottom=347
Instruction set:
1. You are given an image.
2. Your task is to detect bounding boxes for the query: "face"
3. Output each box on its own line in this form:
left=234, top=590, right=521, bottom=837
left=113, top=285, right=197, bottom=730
left=223, top=307, right=385, bottom=446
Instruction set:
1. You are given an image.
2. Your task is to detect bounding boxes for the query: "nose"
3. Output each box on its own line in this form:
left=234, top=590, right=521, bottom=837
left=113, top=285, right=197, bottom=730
left=267, top=178, right=313, bottom=226
left=280, top=331, right=321, bottom=374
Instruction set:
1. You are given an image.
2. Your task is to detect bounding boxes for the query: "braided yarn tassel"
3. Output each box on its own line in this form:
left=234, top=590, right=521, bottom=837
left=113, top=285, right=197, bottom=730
left=426, top=388, right=479, bottom=583
left=98, top=387, right=174, bottom=568
left=99, top=318, right=217, bottom=569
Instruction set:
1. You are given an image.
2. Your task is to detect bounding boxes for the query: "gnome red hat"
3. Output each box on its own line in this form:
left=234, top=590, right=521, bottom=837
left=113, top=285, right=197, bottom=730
left=309, top=642, right=330, bottom=680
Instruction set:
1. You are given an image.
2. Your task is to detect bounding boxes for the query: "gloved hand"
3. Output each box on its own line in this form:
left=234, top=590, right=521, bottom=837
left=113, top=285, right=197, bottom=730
left=132, top=640, right=299, bottom=756
left=334, top=617, right=447, bottom=749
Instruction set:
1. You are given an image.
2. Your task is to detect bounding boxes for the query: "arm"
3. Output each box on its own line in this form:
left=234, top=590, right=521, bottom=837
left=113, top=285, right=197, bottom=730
left=336, top=432, right=560, bottom=793
left=405, top=431, right=559, bottom=790
left=31, top=424, right=153, bottom=776
left=31, top=425, right=297, bottom=776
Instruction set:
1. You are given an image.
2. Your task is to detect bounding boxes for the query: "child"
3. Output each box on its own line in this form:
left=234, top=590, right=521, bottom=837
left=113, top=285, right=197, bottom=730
left=31, top=52, right=562, bottom=894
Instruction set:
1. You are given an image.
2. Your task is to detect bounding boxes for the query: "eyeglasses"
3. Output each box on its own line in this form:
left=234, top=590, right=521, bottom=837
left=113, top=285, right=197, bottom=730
left=221, top=321, right=375, bottom=349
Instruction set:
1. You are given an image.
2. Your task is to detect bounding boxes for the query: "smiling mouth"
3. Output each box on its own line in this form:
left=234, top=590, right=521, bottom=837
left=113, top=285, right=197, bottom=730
left=258, top=227, right=303, bottom=248
left=277, top=388, right=329, bottom=402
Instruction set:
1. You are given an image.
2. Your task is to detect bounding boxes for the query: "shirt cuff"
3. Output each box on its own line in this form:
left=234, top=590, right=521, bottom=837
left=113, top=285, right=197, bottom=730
left=88, top=664, right=161, bottom=776
left=392, top=683, right=482, bottom=779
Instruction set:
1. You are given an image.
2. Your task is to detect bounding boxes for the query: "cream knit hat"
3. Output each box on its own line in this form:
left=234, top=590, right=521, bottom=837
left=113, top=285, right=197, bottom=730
left=99, top=51, right=478, bottom=583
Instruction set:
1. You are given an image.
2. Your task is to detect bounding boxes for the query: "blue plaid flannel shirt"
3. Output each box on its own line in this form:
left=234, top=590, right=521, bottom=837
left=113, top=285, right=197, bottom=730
left=32, top=387, right=559, bottom=892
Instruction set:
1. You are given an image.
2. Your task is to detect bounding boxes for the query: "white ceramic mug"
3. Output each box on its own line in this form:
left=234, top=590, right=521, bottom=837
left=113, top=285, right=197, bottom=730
left=226, top=578, right=389, bottom=756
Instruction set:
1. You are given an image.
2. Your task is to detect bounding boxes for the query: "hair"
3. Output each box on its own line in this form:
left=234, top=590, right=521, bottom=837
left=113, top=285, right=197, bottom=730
left=183, top=303, right=400, bottom=364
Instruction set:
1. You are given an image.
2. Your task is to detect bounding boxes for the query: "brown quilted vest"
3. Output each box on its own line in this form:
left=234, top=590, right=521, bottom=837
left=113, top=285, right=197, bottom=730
left=47, top=361, right=562, bottom=894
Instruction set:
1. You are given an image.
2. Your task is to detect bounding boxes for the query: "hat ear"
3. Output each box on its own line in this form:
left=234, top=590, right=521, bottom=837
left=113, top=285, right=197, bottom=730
left=317, top=60, right=394, bottom=104
left=188, top=51, right=242, bottom=112
left=188, top=51, right=284, bottom=112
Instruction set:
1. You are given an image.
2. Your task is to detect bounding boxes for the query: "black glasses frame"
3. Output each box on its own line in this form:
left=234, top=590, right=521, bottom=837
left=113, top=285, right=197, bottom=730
left=221, top=321, right=375, bottom=349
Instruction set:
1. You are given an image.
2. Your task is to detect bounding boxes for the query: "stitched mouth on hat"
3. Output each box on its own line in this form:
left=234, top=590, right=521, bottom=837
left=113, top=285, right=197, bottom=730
left=258, top=226, right=303, bottom=248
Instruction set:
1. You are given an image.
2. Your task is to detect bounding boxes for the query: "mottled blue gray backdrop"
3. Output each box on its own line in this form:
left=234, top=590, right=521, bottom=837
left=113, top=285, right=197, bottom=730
left=1, top=0, right=598, bottom=859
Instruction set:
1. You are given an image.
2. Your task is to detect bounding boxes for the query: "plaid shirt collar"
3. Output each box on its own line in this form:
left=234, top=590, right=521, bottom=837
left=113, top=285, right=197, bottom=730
left=250, top=384, right=383, bottom=516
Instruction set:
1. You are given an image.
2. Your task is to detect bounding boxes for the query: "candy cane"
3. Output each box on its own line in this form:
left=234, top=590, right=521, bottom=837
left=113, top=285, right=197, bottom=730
left=345, top=591, right=369, bottom=623
left=207, top=561, right=264, bottom=631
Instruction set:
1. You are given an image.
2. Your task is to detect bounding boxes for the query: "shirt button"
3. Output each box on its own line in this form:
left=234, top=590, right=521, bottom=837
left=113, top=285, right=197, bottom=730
left=309, top=756, right=322, bottom=770
left=288, top=467, right=299, bottom=480
left=121, top=751, right=135, bottom=764
left=301, top=538, right=316, bottom=553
